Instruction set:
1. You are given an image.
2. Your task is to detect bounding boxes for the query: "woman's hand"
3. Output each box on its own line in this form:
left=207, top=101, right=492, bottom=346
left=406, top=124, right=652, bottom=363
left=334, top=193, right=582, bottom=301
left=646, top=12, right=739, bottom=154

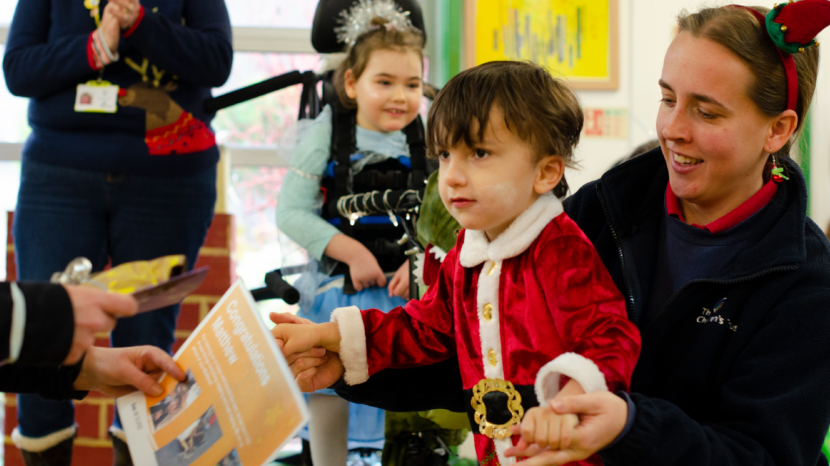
left=73, top=345, right=186, bottom=398
left=504, top=391, right=628, bottom=465
left=105, top=0, right=141, bottom=30
left=98, top=6, right=121, bottom=54
left=64, top=285, right=137, bottom=365
left=388, top=260, right=410, bottom=299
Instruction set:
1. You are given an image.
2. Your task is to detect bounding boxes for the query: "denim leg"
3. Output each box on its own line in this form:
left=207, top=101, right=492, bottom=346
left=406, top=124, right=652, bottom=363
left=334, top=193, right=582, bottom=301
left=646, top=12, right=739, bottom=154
left=14, top=160, right=109, bottom=441
left=108, top=166, right=217, bottom=428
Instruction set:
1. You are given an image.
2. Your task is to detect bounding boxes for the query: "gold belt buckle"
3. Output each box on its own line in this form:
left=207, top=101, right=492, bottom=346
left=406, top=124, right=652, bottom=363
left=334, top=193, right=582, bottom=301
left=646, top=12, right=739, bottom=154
left=470, top=378, right=524, bottom=440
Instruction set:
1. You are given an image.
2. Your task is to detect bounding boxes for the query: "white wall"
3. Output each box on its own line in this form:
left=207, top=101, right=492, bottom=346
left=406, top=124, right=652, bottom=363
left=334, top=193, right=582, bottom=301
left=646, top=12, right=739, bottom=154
left=568, top=0, right=830, bottom=229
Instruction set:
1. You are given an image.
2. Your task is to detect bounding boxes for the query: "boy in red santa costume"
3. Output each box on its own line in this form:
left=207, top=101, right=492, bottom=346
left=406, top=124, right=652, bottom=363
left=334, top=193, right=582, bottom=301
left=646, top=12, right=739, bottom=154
left=273, top=60, right=641, bottom=466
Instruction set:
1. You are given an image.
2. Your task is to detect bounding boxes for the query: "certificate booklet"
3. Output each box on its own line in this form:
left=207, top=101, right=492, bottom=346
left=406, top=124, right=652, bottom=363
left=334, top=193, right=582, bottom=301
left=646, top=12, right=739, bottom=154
left=117, top=280, right=309, bottom=466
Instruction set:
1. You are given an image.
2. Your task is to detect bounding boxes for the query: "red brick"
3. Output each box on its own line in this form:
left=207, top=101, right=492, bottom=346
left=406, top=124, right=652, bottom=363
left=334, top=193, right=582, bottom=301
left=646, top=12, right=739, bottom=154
left=202, top=214, right=232, bottom=248
left=4, top=444, right=23, bottom=466
left=106, top=404, right=115, bottom=427
left=177, top=303, right=201, bottom=330
left=194, top=256, right=232, bottom=295
left=171, top=337, right=188, bottom=354
left=75, top=404, right=101, bottom=439
left=5, top=404, right=17, bottom=436
left=73, top=445, right=113, bottom=466
left=7, top=211, right=14, bottom=244
left=6, top=255, right=15, bottom=281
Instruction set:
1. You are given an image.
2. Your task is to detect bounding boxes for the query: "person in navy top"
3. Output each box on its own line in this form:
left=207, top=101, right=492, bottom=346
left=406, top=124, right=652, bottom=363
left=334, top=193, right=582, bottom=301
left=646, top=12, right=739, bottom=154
left=3, top=0, right=231, bottom=464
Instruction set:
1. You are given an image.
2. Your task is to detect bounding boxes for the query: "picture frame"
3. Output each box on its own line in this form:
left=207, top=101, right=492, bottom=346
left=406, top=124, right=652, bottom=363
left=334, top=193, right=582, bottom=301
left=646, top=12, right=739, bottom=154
left=464, top=0, right=620, bottom=90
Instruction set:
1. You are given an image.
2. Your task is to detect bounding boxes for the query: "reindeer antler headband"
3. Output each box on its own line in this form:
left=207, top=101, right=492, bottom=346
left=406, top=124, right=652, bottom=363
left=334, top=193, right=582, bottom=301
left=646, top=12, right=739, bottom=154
left=729, top=1, right=830, bottom=112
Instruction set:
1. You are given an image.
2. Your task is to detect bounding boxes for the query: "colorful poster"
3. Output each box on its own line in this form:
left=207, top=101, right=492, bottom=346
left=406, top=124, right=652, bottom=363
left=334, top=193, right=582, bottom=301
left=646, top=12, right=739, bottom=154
left=582, top=107, right=629, bottom=139
left=117, top=280, right=308, bottom=466
left=471, top=0, right=618, bottom=89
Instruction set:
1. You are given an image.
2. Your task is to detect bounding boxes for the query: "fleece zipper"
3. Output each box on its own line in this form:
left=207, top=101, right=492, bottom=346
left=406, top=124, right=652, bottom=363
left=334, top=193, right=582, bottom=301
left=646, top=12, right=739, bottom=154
left=596, top=183, right=636, bottom=316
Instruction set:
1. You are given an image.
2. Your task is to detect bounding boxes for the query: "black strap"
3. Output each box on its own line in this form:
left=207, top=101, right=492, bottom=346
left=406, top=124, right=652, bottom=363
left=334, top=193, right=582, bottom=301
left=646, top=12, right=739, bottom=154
left=297, top=71, right=320, bottom=120
left=403, top=115, right=427, bottom=190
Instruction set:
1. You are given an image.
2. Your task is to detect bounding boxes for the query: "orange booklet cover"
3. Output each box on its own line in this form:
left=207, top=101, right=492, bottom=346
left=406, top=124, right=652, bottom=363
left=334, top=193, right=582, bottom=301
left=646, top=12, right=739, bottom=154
left=116, top=280, right=309, bottom=466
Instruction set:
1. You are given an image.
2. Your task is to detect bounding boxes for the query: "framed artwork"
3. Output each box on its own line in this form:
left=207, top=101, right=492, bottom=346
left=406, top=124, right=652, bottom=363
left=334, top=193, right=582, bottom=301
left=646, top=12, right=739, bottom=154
left=464, top=0, right=619, bottom=90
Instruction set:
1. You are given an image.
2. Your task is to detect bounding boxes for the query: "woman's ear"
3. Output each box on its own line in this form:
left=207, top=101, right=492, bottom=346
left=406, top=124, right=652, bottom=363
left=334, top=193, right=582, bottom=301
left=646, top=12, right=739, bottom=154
left=344, top=69, right=358, bottom=100
left=765, top=109, right=798, bottom=153
left=534, top=155, right=565, bottom=195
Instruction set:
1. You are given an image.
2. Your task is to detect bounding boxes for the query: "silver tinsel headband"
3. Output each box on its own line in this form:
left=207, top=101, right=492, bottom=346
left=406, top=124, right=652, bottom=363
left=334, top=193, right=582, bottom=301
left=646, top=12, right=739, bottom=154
left=334, top=0, right=416, bottom=48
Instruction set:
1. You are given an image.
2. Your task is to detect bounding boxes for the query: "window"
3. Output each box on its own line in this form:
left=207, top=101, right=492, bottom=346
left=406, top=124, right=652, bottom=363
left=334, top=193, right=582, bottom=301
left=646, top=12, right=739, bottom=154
left=213, top=52, right=321, bottom=148
left=227, top=0, right=320, bottom=28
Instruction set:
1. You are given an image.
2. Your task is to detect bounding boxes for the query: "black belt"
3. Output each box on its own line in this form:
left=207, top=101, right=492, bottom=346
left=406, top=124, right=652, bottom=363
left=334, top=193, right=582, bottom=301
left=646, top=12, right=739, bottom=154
left=463, top=381, right=538, bottom=439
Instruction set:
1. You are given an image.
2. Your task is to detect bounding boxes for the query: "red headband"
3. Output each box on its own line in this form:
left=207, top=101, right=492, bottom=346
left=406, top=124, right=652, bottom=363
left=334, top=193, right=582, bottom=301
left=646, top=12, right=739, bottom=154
left=728, top=5, right=799, bottom=112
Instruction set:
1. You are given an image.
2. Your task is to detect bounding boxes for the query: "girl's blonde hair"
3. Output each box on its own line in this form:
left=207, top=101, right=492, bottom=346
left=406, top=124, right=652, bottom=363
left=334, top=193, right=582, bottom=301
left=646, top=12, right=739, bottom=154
left=333, top=17, right=425, bottom=108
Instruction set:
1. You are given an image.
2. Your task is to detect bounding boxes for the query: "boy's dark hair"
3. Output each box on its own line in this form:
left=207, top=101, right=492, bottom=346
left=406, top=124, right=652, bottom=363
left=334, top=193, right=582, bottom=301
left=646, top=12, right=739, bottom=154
left=426, top=61, right=583, bottom=198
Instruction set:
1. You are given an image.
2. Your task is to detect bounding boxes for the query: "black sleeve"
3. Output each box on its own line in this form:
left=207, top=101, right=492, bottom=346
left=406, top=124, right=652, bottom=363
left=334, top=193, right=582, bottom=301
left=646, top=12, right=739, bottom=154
left=335, top=357, right=467, bottom=413
left=0, top=362, right=87, bottom=400
left=0, top=283, right=74, bottom=367
left=15, top=283, right=75, bottom=367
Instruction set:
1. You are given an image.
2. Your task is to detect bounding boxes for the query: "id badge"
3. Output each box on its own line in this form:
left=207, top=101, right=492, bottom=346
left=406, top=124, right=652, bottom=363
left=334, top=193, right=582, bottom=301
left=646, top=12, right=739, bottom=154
left=75, top=80, right=119, bottom=113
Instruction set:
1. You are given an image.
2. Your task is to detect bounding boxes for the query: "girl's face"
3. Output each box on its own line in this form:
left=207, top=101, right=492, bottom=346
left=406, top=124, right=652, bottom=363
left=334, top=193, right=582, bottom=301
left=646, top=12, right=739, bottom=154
left=345, top=48, right=423, bottom=133
left=436, top=105, right=564, bottom=240
left=657, top=32, right=793, bottom=222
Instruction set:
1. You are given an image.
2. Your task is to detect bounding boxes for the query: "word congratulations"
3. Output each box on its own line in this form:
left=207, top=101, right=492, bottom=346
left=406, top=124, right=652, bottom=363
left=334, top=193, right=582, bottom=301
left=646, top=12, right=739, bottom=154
left=227, top=300, right=272, bottom=387
left=212, top=315, right=239, bottom=364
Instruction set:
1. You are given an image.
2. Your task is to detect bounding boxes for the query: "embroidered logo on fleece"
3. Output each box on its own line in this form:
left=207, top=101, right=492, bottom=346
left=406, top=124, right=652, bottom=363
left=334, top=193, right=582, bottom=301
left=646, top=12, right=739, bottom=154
left=696, top=297, right=737, bottom=332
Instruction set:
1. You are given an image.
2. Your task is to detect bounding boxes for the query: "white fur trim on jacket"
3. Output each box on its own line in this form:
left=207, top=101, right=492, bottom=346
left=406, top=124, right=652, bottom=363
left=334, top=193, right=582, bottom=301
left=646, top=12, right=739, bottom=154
left=534, top=353, right=608, bottom=405
left=331, top=306, right=369, bottom=385
left=460, top=192, right=564, bottom=268
left=12, top=424, right=76, bottom=452
left=429, top=245, right=447, bottom=263
left=413, top=245, right=448, bottom=287
left=413, top=252, right=426, bottom=286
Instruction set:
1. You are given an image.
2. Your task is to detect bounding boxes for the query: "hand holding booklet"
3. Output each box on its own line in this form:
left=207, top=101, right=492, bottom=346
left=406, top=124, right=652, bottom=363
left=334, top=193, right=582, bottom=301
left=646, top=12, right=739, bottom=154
left=117, top=280, right=309, bottom=466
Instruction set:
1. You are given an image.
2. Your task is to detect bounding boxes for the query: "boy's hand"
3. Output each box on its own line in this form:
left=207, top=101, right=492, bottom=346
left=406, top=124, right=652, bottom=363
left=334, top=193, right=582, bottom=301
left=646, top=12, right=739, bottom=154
left=271, top=321, right=341, bottom=357
left=269, top=311, right=314, bottom=326
left=515, top=406, right=579, bottom=452
left=388, top=260, right=410, bottom=299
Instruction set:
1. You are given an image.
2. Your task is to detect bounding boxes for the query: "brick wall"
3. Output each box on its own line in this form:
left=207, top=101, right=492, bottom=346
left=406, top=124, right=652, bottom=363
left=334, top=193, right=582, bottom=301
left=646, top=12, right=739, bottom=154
left=3, top=212, right=235, bottom=466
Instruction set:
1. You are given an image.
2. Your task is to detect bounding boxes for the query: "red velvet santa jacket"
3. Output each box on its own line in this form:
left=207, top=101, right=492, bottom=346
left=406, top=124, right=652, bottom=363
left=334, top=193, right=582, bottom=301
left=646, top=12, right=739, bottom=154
left=331, top=193, right=641, bottom=466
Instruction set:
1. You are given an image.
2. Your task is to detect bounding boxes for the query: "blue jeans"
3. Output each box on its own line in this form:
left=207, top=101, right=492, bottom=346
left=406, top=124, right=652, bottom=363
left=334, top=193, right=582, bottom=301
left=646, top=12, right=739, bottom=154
left=14, top=159, right=216, bottom=441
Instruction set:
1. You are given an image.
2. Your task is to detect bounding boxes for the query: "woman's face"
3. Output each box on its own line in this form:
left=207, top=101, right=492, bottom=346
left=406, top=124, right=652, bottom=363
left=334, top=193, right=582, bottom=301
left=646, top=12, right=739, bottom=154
left=657, top=32, right=777, bottom=219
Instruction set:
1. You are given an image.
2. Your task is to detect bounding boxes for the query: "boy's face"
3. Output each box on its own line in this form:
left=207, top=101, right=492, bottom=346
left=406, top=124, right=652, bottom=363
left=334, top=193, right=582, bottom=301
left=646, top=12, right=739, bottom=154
left=436, top=106, right=558, bottom=240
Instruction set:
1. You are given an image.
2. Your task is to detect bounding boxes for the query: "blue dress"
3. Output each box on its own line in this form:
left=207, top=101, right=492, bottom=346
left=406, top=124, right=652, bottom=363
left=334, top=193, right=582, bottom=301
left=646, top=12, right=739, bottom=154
left=276, top=105, right=410, bottom=449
